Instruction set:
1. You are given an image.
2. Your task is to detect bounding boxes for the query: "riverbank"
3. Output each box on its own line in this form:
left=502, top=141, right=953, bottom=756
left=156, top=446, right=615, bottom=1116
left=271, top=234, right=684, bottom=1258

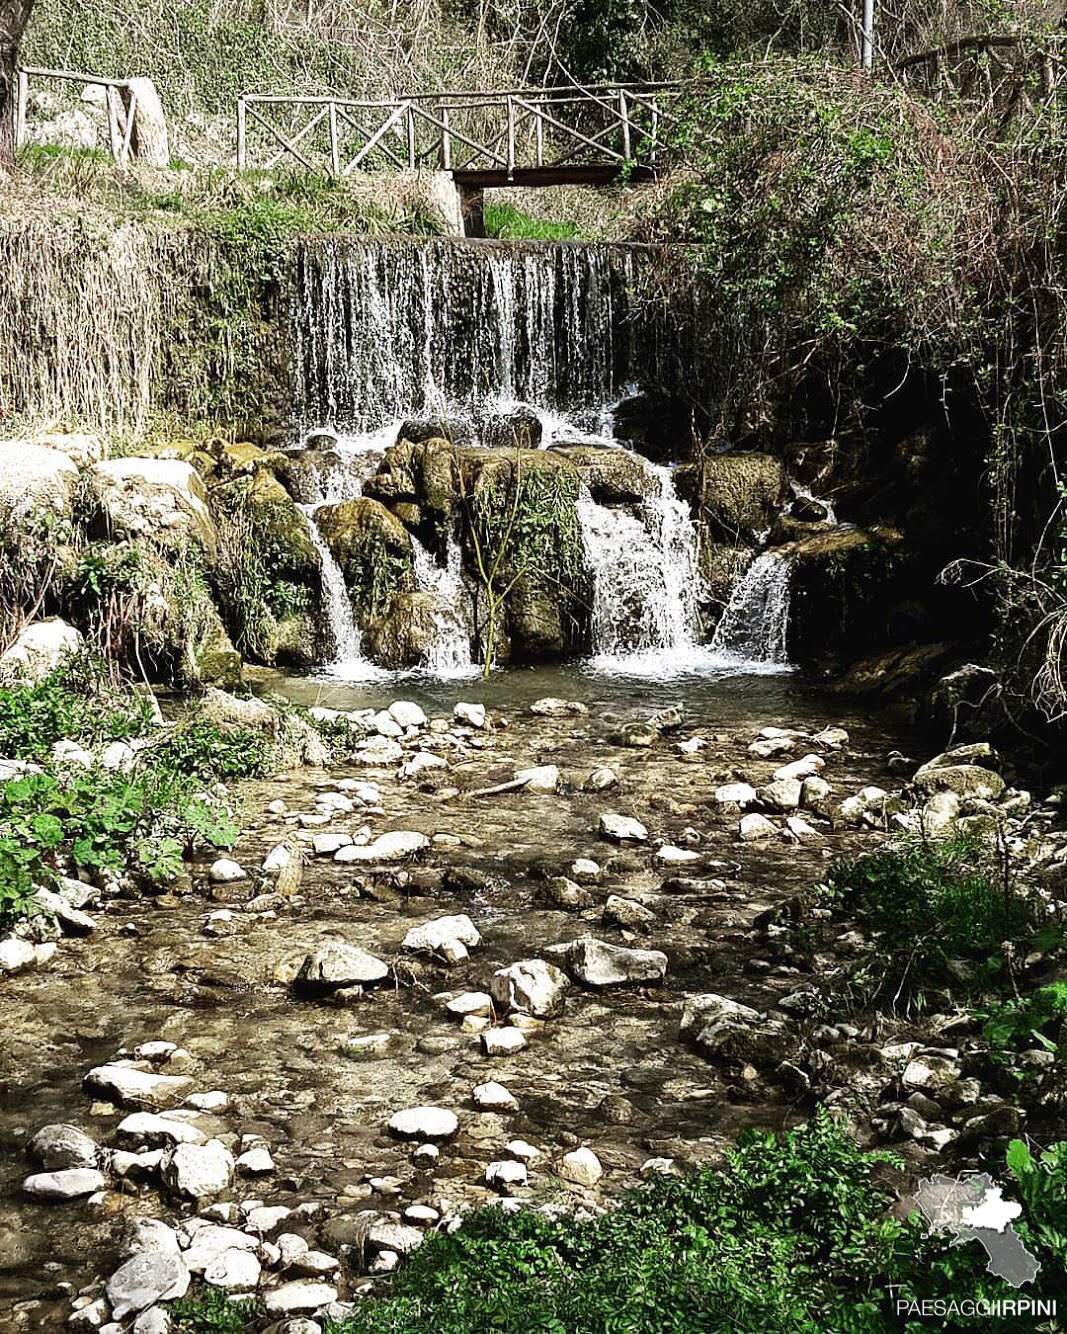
left=0, top=654, right=1063, bottom=1328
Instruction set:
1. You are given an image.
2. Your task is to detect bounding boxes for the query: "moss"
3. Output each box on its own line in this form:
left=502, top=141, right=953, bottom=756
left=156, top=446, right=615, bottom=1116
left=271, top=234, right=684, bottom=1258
left=315, top=497, right=415, bottom=623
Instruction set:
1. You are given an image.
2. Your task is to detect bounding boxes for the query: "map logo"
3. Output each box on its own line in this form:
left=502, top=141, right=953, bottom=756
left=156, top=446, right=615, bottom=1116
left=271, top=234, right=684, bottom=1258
left=915, top=1172, right=1039, bottom=1288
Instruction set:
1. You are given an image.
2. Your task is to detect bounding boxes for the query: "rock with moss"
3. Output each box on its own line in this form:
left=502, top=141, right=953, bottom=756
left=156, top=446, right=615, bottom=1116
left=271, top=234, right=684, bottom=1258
left=697, top=454, right=787, bottom=547
left=91, top=458, right=218, bottom=560
left=0, top=441, right=79, bottom=527
left=363, top=590, right=453, bottom=669
left=315, top=498, right=415, bottom=623
left=701, top=545, right=754, bottom=612
left=363, top=438, right=460, bottom=557
left=211, top=472, right=326, bottom=668
left=548, top=444, right=655, bottom=506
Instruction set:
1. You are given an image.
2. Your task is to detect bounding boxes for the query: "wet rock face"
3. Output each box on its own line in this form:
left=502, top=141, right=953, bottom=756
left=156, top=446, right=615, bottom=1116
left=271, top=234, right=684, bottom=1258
left=696, top=453, right=788, bottom=547
left=315, top=497, right=416, bottom=623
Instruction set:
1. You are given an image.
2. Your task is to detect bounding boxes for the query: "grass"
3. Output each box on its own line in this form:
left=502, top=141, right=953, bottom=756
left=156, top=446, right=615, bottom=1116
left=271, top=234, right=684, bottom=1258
left=484, top=201, right=582, bottom=241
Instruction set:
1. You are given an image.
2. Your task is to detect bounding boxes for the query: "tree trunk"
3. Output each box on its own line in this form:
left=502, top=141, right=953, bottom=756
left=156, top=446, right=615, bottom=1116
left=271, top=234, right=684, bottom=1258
left=0, top=0, right=33, bottom=172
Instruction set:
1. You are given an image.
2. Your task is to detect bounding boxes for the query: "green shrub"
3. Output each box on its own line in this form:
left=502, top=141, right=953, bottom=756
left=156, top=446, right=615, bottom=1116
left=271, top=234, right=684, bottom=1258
left=0, top=767, right=238, bottom=903
left=154, top=720, right=271, bottom=781
left=0, top=660, right=155, bottom=762
left=982, top=980, right=1067, bottom=1059
left=169, top=1290, right=263, bottom=1333
left=484, top=202, right=581, bottom=241
left=823, top=835, right=1041, bottom=1012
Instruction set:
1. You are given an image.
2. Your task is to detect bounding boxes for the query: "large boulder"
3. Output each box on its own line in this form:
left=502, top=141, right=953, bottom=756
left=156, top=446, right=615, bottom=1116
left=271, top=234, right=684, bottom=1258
left=363, top=438, right=461, bottom=556
left=363, top=590, right=457, bottom=669
left=680, top=994, right=793, bottom=1068
left=697, top=454, right=787, bottom=546
left=0, top=618, right=83, bottom=685
left=548, top=445, right=654, bottom=506
left=91, top=458, right=217, bottom=559
left=315, top=498, right=414, bottom=623
left=0, top=441, right=79, bottom=526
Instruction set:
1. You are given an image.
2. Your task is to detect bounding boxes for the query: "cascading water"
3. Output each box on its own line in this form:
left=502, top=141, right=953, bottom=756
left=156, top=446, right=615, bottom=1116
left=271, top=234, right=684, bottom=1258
left=299, top=505, right=383, bottom=681
left=411, top=536, right=476, bottom=677
left=577, top=462, right=708, bottom=674
left=709, top=552, right=793, bottom=669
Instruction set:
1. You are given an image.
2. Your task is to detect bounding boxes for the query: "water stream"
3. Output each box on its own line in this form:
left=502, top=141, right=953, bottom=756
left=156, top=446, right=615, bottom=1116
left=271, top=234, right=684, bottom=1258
left=709, top=552, right=793, bottom=668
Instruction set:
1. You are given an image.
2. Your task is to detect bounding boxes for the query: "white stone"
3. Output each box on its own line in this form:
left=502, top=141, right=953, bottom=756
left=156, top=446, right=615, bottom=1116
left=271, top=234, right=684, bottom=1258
left=773, top=754, right=825, bottom=782
left=183, top=1091, right=228, bottom=1112
left=490, top=959, right=570, bottom=1017
left=514, top=764, right=561, bottom=793
left=390, top=700, right=428, bottom=728
left=388, top=1106, right=458, bottom=1141
left=739, top=812, right=777, bottom=841
left=294, top=941, right=389, bottom=989
left=0, top=443, right=78, bottom=527
left=445, top=991, right=493, bottom=1020
left=598, top=812, right=648, bottom=843
left=334, top=829, right=429, bottom=862
left=353, top=737, right=403, bottom=766
left=0, top=935, right=38, bottom=975
left=106, top=1253, right=190, bottom=1320
left=203, top=1247, right=261, bottom=1291
left=553, top=936, right=667, bottom=988
left=99, top=741, right=136, bottom=772
left=119, top=1218, right=181, bottom=1259
left=586, top=766, right=618, bottom=790
left=91, top=458, right=215, bottom=555
left=263, top=844, right=296, bottom=874
left=181, top=1225, right=259, bottom=1273
left=505, top=1140, right=541, bottom=1163
left=530, top=697, right=587, bottom=716
left=403, top=914, right=481, bottom=962
left=399, top=751, right=447, bottom=780
left=236, top=1146, right=274, bottom=1175
left=132, top=1309, right=171, bottom=1334
left=372, top=710, right=404, bottom=738
left=473, top=1081, right=518, bottom=1111
left=714, top=782, right=759, bottom=807
left=654, top=845, right=699, bottom=865
left=486, top=1160, right=527, bottom=1191
left=117, top=1113, right=206, bottom=1148
left=482, top=1028, right=527, bottom=1056
left=263, top=1282, right=338, bottom=1315
left=83, top=1064, right=191, bottom=1110
left=23, top=1168, right=106, bottom=1199
left=570, top=859, right=601, bottom=883
left=27, top=1123, right=98, bottom=1169
left=0, top=618, right=84, bottom=688
left=453, top=702, right=487, bottom=728
left=208, top=859, right=246, bottom=884
left=160, top=1139, right=234, bottom=1201
left=52, top=739, right=93, bottom=769
left=312, top=832, right=352, bottom=856
left=559, top=1147, right=602, bottom=1188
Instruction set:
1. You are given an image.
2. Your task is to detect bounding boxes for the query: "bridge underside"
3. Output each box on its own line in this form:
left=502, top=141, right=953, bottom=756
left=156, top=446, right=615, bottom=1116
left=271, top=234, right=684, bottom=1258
left=452, top=164, right=656, bottom=237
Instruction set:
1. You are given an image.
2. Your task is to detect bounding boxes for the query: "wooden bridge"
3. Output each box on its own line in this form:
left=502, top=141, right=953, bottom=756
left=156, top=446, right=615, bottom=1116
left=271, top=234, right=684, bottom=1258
left=235, top=83, right=683, bottom=233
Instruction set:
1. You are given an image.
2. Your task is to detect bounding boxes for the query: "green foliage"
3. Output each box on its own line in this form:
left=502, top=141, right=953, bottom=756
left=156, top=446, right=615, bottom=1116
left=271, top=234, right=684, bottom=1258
left=169, top=1289, right=263, bottom=1334
left=484, top=202, right=580, bottom=241
left=1005, top=1138, right=1067, bottom=1276
left=983, top=981, right=1067, bottom=1056
left=0, top=660, right=155, bottom=762
left=153, top=720, right=271, bottom=781
left=0, top=767, right=238, bottom=897
left=823, top=835, right=1040, bottom=1013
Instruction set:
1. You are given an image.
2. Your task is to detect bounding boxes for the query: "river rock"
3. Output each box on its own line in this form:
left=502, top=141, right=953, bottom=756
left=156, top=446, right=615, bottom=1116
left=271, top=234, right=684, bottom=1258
left=263, top=1282, right=338, bottom=1315
left=490, top=959, right=570, bottom=1017
left=530, top=697, right=587, bottom=717
left=482, top=1027, right=528, bottom=1056
left=399, top=751, right=447, bottom=780
left=758, top=778, right=803, bottom=811
left=388, top=1107, right=458, bottom=1141
left=739, top=812, right=776, bottom=841
left=838, top=785, right=893, bottom=827
left=92, top=458, right=216, bottom=557
left=473, top=1081, right=518, bottom=1111
left=445, top=991, right=493, bottom=1020
left=160, top=1139, right=234, bottom=1201
left=402, top=914, right=481, bottom=963
left=294, top=942, right=390, bottom=991
left=27, top=1123, right=99, bottom=1170
left=117, top=1113, right=206, bottom=1148
left=453, top=702, right=487, bottom=728
left=390, top=700, right=428, bottom=728
left=120, top=1218, right=182, bottom=1259
left=207, top=858, right=246, bottom=884
left=598, top=812, right=648, bottom=843
left=0, top=440, right=79, bottom=525
left=559, top=1147, right=603, bottom=1187
left=107, top=1253, right=190, bottom=1320
left=680, top=994, right=792, bottom=1068
left=334, top=829, right=429, bottom=862
left=83, top=1064, right=192, bottom=1111
left=486, top=1160, right=527, bottom=1192
left=550, top=936, right=667, bottom=988
left=603, top=895, right=656, bottom=929
left=913, top=763, right=1005, bottom=802
left=353, top=737, right=404, bottom=766
left=773, top=754, right=824, bottom=782
left=715, top=782, right=759, bottom=806
left=203, top=1246, right=261, bottom=1291
left=0, top=936, right=39, bottom=975
left=0, top=618, right=83, bottom=685
left=515, top=764, right=561, bottom=793
left=23, top=1168, right=106, bottom=1200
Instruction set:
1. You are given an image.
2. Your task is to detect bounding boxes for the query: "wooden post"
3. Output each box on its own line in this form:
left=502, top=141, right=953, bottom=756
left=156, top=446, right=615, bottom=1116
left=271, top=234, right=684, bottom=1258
left=236, top=96, right=246, bottom=170
left=14, top=69, right=27, bottom=151
left=329, top=100, right=339, bottom=175
left=406, top=101, right=416, bottom=169
left=535, top=100, right=543, bottom=166
left=862, top=0, right=875, bottom=70
left=506, top=94, right=515, bottom=178
left=120, top=87, right=137, bottom=165
left=440, top=104, right=451, bottom=169
left=650, top=99, right=659, bottom=164
left=619, top=87, right=631, bottom=160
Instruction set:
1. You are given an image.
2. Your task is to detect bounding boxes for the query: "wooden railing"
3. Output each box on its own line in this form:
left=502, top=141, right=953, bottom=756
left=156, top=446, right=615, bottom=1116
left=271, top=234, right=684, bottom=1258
left=235, top=82, right=683, bottom=179
left=16, top=66, right=144, bottom=165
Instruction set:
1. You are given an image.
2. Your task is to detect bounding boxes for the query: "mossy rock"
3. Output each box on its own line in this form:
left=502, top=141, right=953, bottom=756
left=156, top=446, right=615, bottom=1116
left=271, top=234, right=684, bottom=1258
left=549, top=444, right=655, bottom=506
left=701, top=544, right=754, bottom=611
left=364, top=437, right=460, bottom=556
left=363, top=590, right=444, bottom=668
left=315, top=497, right=415, bottom=622
left=698, top=453, right=787, bottom=546
left=504, top=574, right=566, bottom=659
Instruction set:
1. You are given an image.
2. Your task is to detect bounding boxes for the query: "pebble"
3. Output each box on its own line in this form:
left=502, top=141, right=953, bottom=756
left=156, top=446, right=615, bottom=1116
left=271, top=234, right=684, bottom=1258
left=207, top=859, right=246, bottom=884
left=160, top=1139, right=234, bottom=1201
left=23, top=1168, right=106, bottom=1200
left=486, top=1160, right=527, bottom=1192
left=598, top=812, right=648, bottom=843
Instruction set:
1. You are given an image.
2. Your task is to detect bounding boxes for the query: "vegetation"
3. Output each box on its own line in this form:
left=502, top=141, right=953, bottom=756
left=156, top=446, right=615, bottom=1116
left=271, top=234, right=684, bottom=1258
left=166, top=1114, right=1066, bottom=1333
left=0, top=658, right=154, bottom=761
left=821, top=834, right=1051, bottom=1013
left=484, top=201, right=580, bottom=241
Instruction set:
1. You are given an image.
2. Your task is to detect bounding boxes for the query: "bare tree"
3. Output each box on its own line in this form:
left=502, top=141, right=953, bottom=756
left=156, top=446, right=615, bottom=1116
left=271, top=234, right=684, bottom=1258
left=0, top=0, right=33, bottom=172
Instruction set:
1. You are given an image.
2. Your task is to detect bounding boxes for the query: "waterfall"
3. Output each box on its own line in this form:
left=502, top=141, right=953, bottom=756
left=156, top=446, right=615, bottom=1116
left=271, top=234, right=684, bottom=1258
left=709, top=552, right=792, bottom=668
left=300, top=505, right=384, bottom=681
left=412, top=536, right=476, bottom=677
left=292, top=240, right=667, bottom=431
left=577, top=463, right=707, bottom=674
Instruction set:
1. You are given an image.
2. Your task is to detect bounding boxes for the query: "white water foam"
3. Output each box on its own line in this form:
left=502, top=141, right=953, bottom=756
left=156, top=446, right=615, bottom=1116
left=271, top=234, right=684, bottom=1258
left=708, top=551, right=793, bottom=669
